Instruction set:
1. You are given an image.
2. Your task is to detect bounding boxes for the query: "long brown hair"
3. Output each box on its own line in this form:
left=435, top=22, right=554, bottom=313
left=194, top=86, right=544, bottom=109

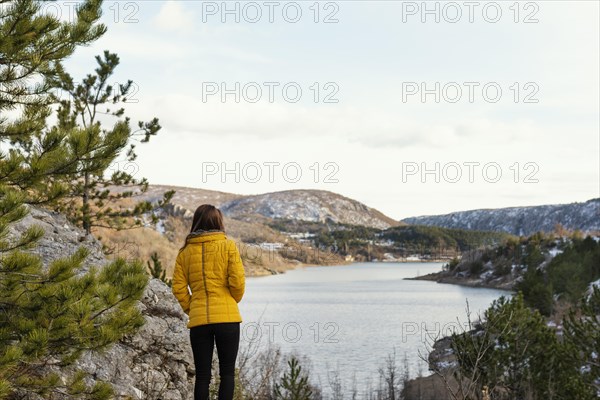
left=179, top=204, right=225, bottom=251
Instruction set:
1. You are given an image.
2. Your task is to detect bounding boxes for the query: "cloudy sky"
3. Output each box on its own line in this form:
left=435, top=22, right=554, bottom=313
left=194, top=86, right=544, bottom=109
left=62, top=0, right=599, bottom=220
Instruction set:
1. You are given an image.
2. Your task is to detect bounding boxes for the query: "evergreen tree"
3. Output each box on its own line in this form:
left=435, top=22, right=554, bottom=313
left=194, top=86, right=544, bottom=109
left=0, top=1, right=149, bottom=397
left=1, top=0, right=106, bottom=207
left=273, top=356, right=313, bottom=400
left=34, top=50, right=172, bottom=236
left=564, top=287, right=600, bottom=398
left=451, top=293, right=589, bottom=399
left=516, top=267, right=554, bottom=316
left=147, top=251, right=171, bottom=287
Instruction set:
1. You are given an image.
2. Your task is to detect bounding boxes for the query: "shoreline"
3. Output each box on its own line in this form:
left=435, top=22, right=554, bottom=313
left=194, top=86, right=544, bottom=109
left=406, top=271, right=516, bottom=292
left=402, top=273, right=515, bottom=397
left=248, top=259, right=352, bottom=278
left=249, top=261, right=516, bottom=295
left=244, top=260, right=513, bottom=398
left=247, top=259, right=448, bottom=278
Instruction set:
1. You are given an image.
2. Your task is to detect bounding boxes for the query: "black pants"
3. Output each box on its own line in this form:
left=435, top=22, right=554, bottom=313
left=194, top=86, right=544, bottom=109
left=189, top=322, right=240, bottom=400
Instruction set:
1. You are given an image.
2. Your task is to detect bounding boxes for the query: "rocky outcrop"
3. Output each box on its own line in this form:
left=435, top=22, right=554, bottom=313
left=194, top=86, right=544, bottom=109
left=401, top=337, right=464, bottom=400
left=163, top=202, right=194, bottom=220
left=74, top=279, right=194, bottom=399
left=10, top=206, right=195, bottom=399
left=402, top=198, right=600, bottom=236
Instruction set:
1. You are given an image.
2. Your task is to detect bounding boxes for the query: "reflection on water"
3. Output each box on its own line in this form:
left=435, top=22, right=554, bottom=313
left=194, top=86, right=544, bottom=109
left=239, top=262, right=510, bottom=391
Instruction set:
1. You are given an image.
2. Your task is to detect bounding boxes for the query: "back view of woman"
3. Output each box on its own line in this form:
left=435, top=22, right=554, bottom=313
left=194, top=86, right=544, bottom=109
left=172, top=204, right=245, bottom=400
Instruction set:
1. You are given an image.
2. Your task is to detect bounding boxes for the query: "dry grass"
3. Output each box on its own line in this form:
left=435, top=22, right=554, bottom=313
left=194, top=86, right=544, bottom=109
left=86, top=184, right=348, bottom=278
left=95, top=224, right=180, bottom=276
left=93, top=213, right=331, bottom=278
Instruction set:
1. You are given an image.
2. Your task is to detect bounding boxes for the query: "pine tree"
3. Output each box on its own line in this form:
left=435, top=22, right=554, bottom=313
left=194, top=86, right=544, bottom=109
left=273, top=356, right=313, bottom=400
left=1, top=1, right=149, bottom=397
left=451, top=293, right=590, bottom=399
left=1, top=0, right=106, bottom=207
left=147, top=251, right=171, bottom=287
left=27, top=49, right=173, bottom=236
left=0, top=249, right=148, bottom=398
left=563, top=287, right=600, bottom=398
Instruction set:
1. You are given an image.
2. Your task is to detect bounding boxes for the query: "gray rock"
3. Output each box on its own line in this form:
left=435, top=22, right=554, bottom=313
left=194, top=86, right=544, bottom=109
left=72, top=278, right=194, bottom=399
left=10, top=206, right=195, bottom=399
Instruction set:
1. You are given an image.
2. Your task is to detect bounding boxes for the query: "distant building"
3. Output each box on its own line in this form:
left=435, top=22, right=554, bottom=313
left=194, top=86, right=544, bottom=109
left=288, top=232, right=315, bottom=239
left=259, top=242, right=285, bottom=250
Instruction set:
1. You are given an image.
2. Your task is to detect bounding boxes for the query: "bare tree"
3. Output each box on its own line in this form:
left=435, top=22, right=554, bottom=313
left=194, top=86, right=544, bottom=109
left=377, top=348, right=402, bottom=400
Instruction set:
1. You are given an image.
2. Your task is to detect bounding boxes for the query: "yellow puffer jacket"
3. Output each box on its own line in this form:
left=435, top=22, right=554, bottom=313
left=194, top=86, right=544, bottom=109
left=172, top=231, right=245, bottom=328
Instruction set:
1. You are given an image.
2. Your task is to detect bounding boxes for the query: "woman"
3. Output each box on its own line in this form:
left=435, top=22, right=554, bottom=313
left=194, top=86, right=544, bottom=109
left=172, top=204, right=245, bottom=400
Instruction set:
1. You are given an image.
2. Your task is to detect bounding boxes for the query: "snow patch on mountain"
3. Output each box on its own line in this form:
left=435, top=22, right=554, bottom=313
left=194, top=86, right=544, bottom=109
left=220, top=190, right=399, bottom=229
left=402, top=198, right=600, bottom=236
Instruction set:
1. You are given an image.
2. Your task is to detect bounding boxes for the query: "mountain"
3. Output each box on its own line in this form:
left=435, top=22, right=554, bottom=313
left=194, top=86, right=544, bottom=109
left=141, top=184, right=243, bottom=211
left=109, top=185, right=597, bottom=276
left=143, top=185, right=399, bottom=229
left=100, top=185, right=351, bottom=277
left=402, top=198, right=600, bottom=236
left=219, top=189, right=400, bottom=229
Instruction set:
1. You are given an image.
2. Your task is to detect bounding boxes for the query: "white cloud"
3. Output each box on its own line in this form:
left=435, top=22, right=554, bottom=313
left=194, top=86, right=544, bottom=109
left=126, top=93, right=546, bottom=152
left=60, top=0, right=598, bottom=217
left=154, top=1, right=194, bottom=33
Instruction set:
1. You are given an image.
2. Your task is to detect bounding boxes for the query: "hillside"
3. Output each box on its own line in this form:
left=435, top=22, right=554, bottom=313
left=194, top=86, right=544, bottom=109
left=413, top=233, right=600, bottom=299
left=141, top=185, right=400, bottom=230
left=141, top=184, right=243, bottom=210
left=98, top=185, right=358, bottom=278
left=402, top=198, right=600, bottom=236
left=143, top=185, right=510, bottom=264
left=98, top=185, right=597, bottom=279
left=219, top=189, right=401, bottom=229
left=94, top=185, right=400, bottom=276
left=264, top=219, right=511, bottom=262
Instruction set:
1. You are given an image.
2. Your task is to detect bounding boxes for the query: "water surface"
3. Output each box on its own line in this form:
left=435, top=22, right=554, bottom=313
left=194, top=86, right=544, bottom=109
left=238, top=262, right=509, bottom=392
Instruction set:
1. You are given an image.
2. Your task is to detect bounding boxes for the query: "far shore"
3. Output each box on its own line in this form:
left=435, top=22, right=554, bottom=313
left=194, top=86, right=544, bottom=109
left=247, top=259, right=451, bottom=278
left=406, top=271, right=515, bottom=291
left=249, top=261, right=516, bottom=294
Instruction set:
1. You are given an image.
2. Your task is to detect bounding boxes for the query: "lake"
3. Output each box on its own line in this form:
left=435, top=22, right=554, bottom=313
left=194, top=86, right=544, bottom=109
left=238, top=262, right=509, bottom=393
